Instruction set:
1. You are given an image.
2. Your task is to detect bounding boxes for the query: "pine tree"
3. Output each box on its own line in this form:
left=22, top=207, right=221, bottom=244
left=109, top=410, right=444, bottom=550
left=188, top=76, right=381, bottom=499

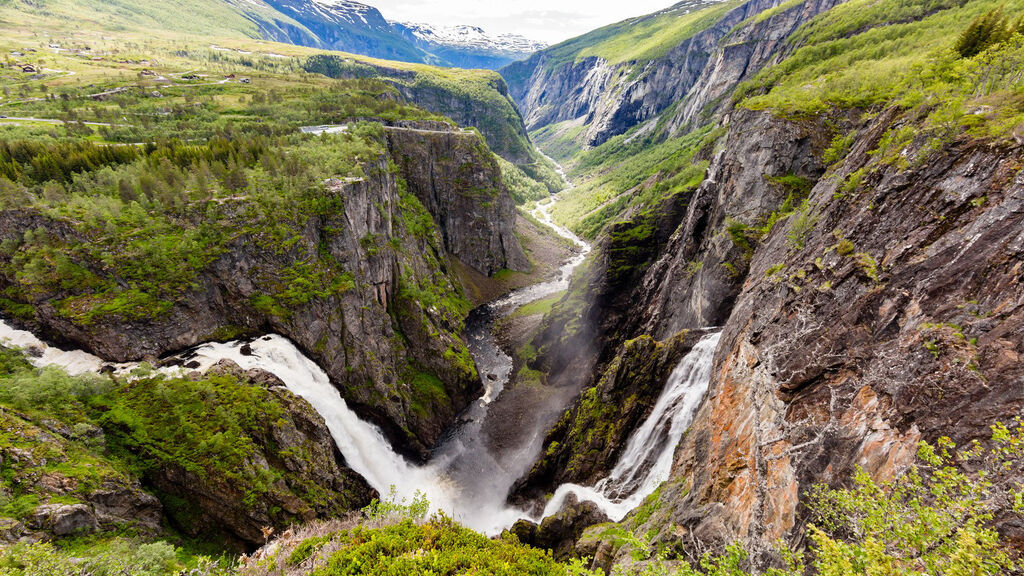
left=956, top=7, right=1011, bottom=58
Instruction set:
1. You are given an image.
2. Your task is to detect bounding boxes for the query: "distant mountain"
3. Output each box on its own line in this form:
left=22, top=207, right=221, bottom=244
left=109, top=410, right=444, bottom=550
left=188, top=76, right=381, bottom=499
left=256, top=0, right=545, bottom=68
left=393, top=22, right=547, bottom=69
left=13, top=0, right=543, bottom=69
left=263, top=0, right=429, bottom=63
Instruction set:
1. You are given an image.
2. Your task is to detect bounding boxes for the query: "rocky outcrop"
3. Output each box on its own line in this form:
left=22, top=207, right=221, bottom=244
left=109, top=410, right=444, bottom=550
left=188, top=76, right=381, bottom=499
left=667, top=0, right=843, bottom=132
left=385, top=127, right=528, bottom=275
left=502, top=0, right=840, bottom=146
left=0, top=131, right=525, bottom=458
left=633, top=108, right=826, bottom=340
left=510, top=495, right=610, bottom=560
left=144, top=361, right=374, bottom=550
left=0, top=407, right=163, bottom=543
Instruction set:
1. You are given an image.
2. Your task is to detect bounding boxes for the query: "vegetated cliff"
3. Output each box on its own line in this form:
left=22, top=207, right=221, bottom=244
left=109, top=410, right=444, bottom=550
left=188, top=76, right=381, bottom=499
left=106, top=360, right=375, bottom=550
left=303, top=55, right=562, bottom=190
left=0, top=347, right=371, bottom=550
left=511, top=332, right=702, bottom=507
left=0, top=127, right=523, bottom=459
left=508, top=0, right=1024, bottom=561
left=119, top=361, right=374, bottom=550
left=518, top=102, right=1024, bottom=560
left=0, top=405, right=163, bottom=543
left=501, top=0, right=839, bottom=149
left=636, top=106, right=1024, bottom=557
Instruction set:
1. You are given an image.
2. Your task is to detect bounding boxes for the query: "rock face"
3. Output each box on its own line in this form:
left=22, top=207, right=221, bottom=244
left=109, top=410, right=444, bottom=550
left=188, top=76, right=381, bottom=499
left=643, top=109, right=1024, bottom=553
left=0, top=129, right=524, bottom=458
left=501, top=0, right=841, bottom=146
left=31, top=504, right=99, bottom=536
left=385, top=127, right=528, bottom=275
left=525, top=103, right=1024, bottom=558
left=510, top=494, right=610, bottom=560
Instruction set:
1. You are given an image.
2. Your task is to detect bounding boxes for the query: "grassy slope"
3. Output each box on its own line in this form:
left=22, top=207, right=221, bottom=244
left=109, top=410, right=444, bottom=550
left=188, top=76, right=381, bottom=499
left=0, top=0, right=308, bottom=39
left=739, top=0, right=1024, bottom=126
left=540, top=0, right=741, bottom=68
left=0, top=0, right=558, bottom=192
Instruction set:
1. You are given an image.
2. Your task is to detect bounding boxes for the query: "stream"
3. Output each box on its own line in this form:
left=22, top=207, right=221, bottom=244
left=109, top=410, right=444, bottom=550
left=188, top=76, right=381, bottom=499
left=0, top=155, right=721, bottom=535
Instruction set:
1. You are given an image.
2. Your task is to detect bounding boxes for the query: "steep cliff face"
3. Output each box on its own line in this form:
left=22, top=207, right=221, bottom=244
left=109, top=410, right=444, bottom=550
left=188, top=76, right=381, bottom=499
left=385, top=127, right=528, bottom=275
left=514, top=105, right=824, bottom=500
left=0, top=129, right=523, bottom=459
left=502, top=0, right=840, bottom=147
left=528, top=104, right=1024, bottom=558
left=642, top=109, right=1024, bottom=552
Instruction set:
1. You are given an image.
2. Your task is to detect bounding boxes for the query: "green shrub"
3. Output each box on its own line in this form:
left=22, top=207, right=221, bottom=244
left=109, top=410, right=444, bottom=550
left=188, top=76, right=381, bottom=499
left=0, top=365, right=112, bottom=423
left=309, top=515, right=582, bottom=576
left=786, top=200, right=818, bottom=250
left=362, top=485, right=431, bottom=523
left=0, top=539, right=187, bottom=576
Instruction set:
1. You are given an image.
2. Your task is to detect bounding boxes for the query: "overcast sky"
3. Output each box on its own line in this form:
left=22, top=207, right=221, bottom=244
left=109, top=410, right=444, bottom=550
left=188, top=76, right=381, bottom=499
left=369, top=0, right=678, bottom=44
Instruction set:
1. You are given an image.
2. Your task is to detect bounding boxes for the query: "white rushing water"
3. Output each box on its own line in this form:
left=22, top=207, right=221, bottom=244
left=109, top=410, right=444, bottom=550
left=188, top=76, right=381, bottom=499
left=0, top=318, right=719, bottom=530
left=0, top=152, right=710, bottom=535
left=540, top=332, right=722, bottom=522
left=0, top=322, right=136, bottom=376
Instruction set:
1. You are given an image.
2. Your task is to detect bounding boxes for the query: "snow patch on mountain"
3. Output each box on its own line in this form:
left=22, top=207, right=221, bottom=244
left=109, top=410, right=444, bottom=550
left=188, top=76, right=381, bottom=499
left=396, top=22, right=547, bottom=56
left=274, top=0, right=390, bottom=29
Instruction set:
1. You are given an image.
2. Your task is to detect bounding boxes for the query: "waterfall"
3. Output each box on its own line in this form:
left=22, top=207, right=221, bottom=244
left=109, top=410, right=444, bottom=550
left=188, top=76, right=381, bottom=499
left=0, top=321, right=530, bottom=535
left=0, top=320, right=718, bottom=533
left=539, top=332, right=722, bottom=522
left=0, top=153, right=693, bottom=535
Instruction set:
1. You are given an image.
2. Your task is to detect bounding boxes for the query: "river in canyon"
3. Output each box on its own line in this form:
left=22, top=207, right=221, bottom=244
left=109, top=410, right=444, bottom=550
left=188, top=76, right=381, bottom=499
left=0, top=157, right=722, bottom=535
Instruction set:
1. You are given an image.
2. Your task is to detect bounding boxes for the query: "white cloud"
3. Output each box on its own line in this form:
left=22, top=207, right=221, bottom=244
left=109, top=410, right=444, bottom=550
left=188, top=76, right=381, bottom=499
left=372, top=0, right=678, bottom=43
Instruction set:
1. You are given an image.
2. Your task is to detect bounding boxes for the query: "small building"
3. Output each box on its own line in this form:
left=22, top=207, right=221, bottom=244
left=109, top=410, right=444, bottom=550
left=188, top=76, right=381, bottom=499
left=19, top=64, right=36, bottom=73
left=239, top=77, right=251, bottom=84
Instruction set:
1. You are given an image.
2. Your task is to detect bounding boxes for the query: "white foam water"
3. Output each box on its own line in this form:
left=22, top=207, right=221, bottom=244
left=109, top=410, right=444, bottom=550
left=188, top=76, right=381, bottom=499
left=540, top=332, right=722, bottom=522
left=0, top=321, right=132, bottom=376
